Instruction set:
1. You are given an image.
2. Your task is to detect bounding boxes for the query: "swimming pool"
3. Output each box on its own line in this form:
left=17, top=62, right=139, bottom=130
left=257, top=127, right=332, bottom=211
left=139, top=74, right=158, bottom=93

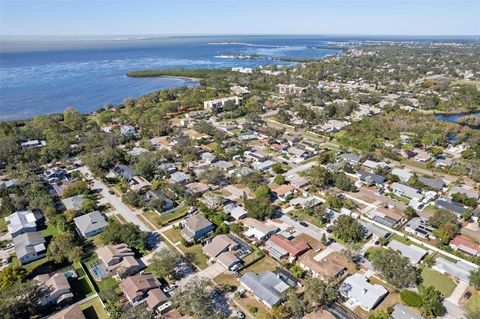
left=64, top=270, right=77, bottom=279
left=89, top=261, right=107, bottom=280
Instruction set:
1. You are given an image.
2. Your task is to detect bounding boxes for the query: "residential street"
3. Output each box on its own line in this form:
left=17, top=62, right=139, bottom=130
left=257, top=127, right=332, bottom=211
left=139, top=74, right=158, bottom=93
left=77, top=166, right=150, bottom=231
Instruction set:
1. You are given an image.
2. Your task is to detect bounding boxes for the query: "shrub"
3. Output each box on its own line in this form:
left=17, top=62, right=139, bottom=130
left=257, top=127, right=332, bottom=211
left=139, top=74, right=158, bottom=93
left=400, top=289, right=423, bottom=307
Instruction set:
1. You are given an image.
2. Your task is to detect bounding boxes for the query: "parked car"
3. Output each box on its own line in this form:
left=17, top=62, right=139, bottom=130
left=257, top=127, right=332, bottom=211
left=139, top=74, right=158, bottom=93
left=299, top=221, right=308, bottom=227
left=108, top=190, right=115, bottom=195
left=235, top=311, right=246, bottom=319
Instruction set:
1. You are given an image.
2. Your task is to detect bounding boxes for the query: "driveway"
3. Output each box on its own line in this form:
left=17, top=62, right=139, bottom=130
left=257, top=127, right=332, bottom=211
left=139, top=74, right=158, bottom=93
left=77, top=166, right=150, bottom=231
left=177, top=262, right=226, bottom=286
left=278, top=214, right=326, bottom=240
left=440, top=300, right=466, bottom=319
left=446, top=281, right=468, bottom=307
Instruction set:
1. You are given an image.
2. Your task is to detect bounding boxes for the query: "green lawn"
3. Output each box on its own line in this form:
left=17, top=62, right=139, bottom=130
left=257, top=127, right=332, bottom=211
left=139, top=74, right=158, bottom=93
left=421, top=267, right=457, bottom=297
left=465, top=293, right=480, bottom=315
left=0, top=218, right=7, bottom=235
left=80, top=297, right=109, bottom=319
left=22, top=256, right=49, bottom=273
left=178, top=243, right=208, bottom=269
left=82, top=258, right=118, bottom=292
left=87, top=234, right=104, bottom=249
left=70, top=276, right=95, bottom=300
left=240, top=257, right=278, bottom=275
left=41, top=224, right=60, bottom=238
left=287, top=209, right=324, bottom=228
left=163, top=228, right=183, bottom=243
left=160, top=206, right=189, bottom=224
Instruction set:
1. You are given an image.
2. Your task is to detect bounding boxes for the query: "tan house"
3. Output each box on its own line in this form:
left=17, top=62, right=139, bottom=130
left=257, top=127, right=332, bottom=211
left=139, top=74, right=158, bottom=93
left=97, top=244, right=143, bottom=278
left=299, top=253, right=346, bottom=280
left=128, top=176, right=151, bottom=192
left=302, top=310, right=335, bottom=319
left=203, top=234, right=239, bottom=259
left=146, top=288, right=171, bottom=314
left=35, top=273, right=74, bottom=306
left=49, top=304, right=86, bottom=319
left=120, top=274, right=161, bottom=305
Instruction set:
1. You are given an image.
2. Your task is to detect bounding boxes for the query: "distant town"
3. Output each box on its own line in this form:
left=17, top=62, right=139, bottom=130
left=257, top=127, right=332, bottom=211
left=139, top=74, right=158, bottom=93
left=1, top=40, right=480, bottom=319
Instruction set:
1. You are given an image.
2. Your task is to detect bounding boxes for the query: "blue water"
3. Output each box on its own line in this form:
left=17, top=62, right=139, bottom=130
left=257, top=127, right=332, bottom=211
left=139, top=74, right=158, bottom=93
left=435, top=112, right=480, bottom=123
left=0, top=36, right=344, bottom=120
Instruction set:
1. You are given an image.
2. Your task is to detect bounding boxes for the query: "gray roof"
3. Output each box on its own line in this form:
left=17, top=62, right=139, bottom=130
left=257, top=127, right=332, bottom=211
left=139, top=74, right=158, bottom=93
left=391, top=183, right=423, bottom=200
left=169, top=171, right=190, bottom=184
left=340, top=153, right=361, bottom=164
left=387, top=240, right=427, bottom=264
left=5, top=210, right=42, bottom=235
left=432, top=257, right=477, bottom=283
left=418, top=176, right=444, bottom=190
left=240, top=271, right=289, bottom=307
left=340, top=273, right=388, bottom=311
left=211, top=160, right=234, bottom=170
left=450, top=186, right=479, bottom=200
left=392, top=304, right=425, bottom=319
left=13, top=231, right=46, bottom=259
left=73, top=211, right=108, bottom=235
left=62, top=195, right=85, bottom=211
left=112, top=165, right=136, bottom=179
left=391, top=168, right=413, bottom=182
left=435, top=198, right=466, bottom=215
left=358, top=170, right=386, bottom=185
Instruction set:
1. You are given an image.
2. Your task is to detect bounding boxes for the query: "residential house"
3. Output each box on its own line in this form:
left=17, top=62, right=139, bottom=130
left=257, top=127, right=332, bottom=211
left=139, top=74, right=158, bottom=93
left=203, top=96, right=243, bottom=112
left=97, top=244, right=143, bottom=277
left=266, top=234, right=309, bottom=260
left=275, top=84, right=306, bottom=96
left=363, top=160, right=390, bottom=171
left=299, top=253, right=346, bottom=280
left=392, top=304, right=425, bottom=319
left=252, top=160, right=275, bottom=171
left=120, top=274, right=161, bottom=305
left=185, top=182, right=209, bottom=195
left=62, top=195, right=85, bottom=211
left=340, top=153, right=361, bottom=166
left=51, top=179, right=75, bottom=198
left=358, top=171, right=386, bottom=186
left=49, top=304, right=86, bottom=319
left=181, top=214, right=215, bottom=241
left=145, top=191, right=174, bottom=211
left=288, top=174, right=309, bottom=189
left=217, top=251, right=242, bottom=271
left=169, top=171, right=190, bottom=185
left=391, top=168, right=413, bottom=183
left=404, top=217, right=435, bottom=239
left=414, top=153, right=432, bottom=163
left=367, top=205, right=403, bottom=228
left=203, top=234, right=239, bottom=259
left=391, top=183, right=423, bottom=200
left=435, top=197, right=466, bottom=217
left=13, top=231, right=46, bottom=265
left=243, top=218, right=279, bottom=241
left=21, top=139, right=46, bottom=149
left=158, top=162, right=177, bottom=174
left=200, top=152, right=217, bottom=164
left=35, top=273, right=73, bottom=306
left=450, top=186, right=479, bottom=200
left=201, top=192, right=226, bottom=209
left=73, top=211, right=109, bottom=238
left=120, top=125, right=136, bottom=135
left=146, top=288, right=171, bottom=315
left=211, top=160, right=234, bottom=172
left=244, top=151, right=266, bottom=162
left=290, top=195, right=321, bottom=210
left=434, top=158, right=453, bottom=168
left=240, top=271, right=292, bottom=308
left=110, top=165, right=136, bottom=180
left=224, top=203, right=248, bottom=220
left=273, top=184, right=294, bottom=201
left=432, top=257, right=477, bottom=283
left=386, top=240, right=428, bottom=264
left=5, top=210, right=43, bottom=237
left=339, top=273, right=388, bottom=311
left=450, top=235, right=480, bottom=256
left=230, top=85, right=250, bottom=95
left=44, top=167, right=69, bottom=182
left=418, top=176, right=445, bottom=190
left=128, top=176, right=151, bottom=192
left=400, top=150, right=417, bottom=159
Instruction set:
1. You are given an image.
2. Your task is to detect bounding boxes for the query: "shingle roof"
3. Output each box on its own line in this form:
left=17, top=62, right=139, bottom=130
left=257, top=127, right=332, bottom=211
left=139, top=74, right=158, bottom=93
left=240, top=271, right=287, bottom=307
left=387, top=240, right=427, bottom=264
left=73, top=211, right=108, bottom=235
left=340, top=273, right=388, bottom=311
left=185, top=214, right=213, bottom=232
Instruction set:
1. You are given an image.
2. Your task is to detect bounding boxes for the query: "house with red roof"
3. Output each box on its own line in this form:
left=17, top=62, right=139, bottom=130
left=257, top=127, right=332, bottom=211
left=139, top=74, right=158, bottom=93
left=266, top=234, right=309, bottom=260
left=450, top=235, right=480, bottom=256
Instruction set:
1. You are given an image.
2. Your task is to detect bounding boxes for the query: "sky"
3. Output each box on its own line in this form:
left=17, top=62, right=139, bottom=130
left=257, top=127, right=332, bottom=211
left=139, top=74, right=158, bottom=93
left=0, top=0, right=479, bottom=36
